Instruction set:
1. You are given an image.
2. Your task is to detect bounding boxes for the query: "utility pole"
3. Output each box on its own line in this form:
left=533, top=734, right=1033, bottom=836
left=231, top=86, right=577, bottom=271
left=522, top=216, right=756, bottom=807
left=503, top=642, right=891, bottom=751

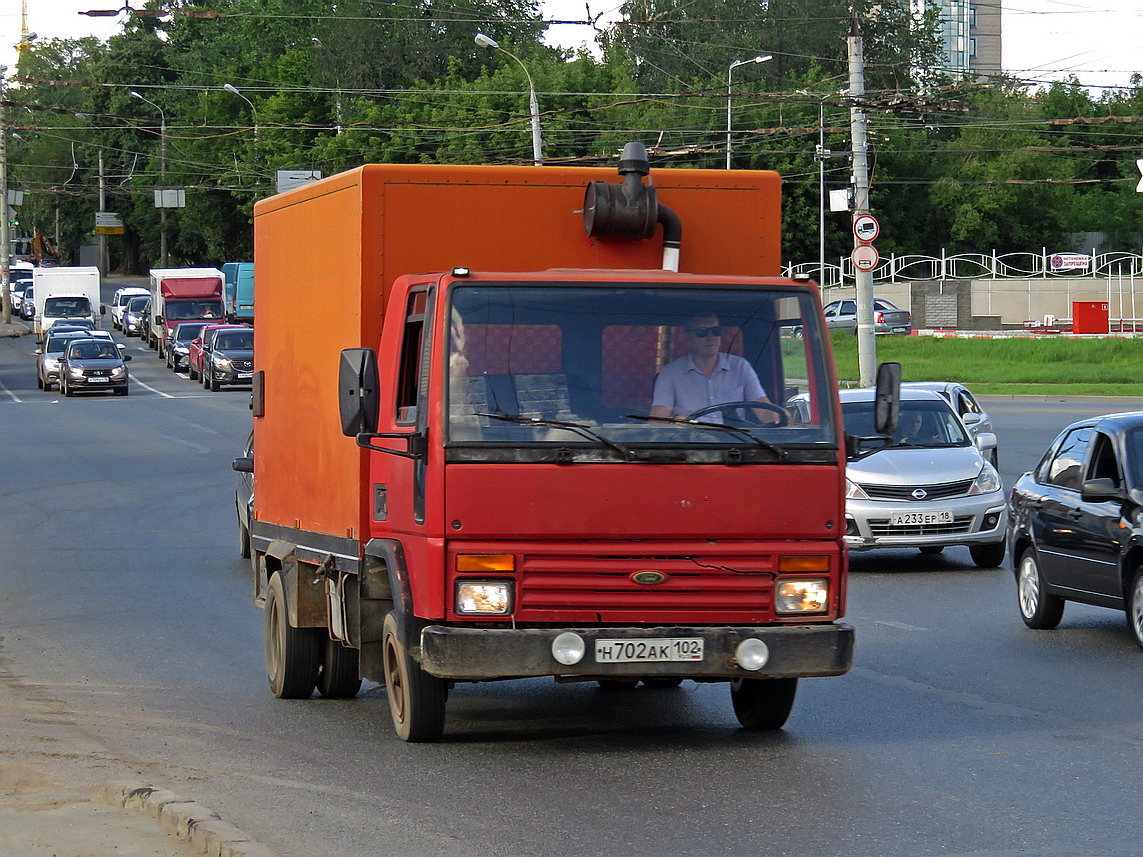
left=848, top=14, right=876, bottom=387
left=98, top=151, right=107, bottom=276
left=1, top=68, right=10, bottom=325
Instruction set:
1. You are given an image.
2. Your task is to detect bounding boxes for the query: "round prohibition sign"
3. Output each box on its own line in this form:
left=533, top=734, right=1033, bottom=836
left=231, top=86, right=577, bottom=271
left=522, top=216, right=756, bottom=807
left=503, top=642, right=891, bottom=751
left=853, top=213, right=880, bottom=243
left=851, top=244, right=879, bottom=272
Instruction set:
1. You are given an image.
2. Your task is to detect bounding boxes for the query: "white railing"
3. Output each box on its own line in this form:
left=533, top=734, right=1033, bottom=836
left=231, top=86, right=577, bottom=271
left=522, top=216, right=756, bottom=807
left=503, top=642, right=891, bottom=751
left=785, top=249, right=1143, bottom=288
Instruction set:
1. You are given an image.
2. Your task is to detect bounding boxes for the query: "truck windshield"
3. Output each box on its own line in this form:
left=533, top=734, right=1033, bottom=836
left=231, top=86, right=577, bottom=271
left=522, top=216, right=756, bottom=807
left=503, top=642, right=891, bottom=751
left=43, top=297, right=92, bottom=317
left=446, top=283, right=837, bottom=463
left=168, top=300, right=223, bottom=320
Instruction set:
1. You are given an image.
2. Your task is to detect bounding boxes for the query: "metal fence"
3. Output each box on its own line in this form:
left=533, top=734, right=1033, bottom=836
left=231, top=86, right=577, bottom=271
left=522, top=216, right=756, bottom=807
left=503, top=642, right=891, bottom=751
left=785, top=249, right=1143, bottom=290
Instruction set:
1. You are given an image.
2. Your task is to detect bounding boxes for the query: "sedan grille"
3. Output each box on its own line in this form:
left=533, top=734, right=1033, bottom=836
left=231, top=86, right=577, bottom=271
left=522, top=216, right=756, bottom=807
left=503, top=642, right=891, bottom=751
left=860, top=478, right=975, bottom=501
left=83, top=368, right=113, bottom=377
left=233, top=359, right=253, bottom=370
left=869, top=515, right=974, bottom=536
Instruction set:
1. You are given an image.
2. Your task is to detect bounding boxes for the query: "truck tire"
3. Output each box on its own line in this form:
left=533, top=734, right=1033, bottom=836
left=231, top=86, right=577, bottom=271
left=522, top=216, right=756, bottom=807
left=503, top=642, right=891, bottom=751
left=317, top=639, right=361, bottom=699
left=264, top=572, right=321, bottom=699
left=382, top=611, right=447, bottom=742
left=730, top=677, right=797, bottom=730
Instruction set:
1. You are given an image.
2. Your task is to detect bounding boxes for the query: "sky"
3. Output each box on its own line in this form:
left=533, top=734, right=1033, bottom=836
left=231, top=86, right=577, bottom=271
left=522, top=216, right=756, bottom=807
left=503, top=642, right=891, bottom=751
left=0, top=0, right=1140, bottom=94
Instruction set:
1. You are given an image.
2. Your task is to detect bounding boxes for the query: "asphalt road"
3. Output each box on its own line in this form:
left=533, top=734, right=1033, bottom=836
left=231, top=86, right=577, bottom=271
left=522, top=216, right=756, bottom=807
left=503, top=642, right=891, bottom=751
left=1, top=304, right=1140, bottom=857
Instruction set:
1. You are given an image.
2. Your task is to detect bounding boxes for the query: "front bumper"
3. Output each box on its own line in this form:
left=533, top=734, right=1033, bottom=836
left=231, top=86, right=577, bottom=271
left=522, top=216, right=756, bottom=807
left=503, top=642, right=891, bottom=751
left=67, top=375, right=128, bottom=393
left=419, top=623, right=854, bottom=681
left=845, top=492, right=1006, bottom=551
left=207, top=365, right=254, bottom=386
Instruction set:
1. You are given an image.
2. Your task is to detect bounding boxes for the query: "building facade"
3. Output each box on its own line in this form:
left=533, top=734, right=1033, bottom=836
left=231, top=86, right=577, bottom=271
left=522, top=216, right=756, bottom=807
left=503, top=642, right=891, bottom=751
left=916, top=0, right=1003, bottom=78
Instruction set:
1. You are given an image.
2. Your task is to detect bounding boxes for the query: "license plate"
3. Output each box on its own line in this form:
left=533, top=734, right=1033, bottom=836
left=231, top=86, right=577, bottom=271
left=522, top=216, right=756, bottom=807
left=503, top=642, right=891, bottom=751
left=893, top=327, right=908, bottom=333
left=237, top=373, right=253, bottom=379
left=891, top=510, right=953, bottom=526
left=595, top=638, right=703, bottom=663
left=87, top=377, right=109, bottom=383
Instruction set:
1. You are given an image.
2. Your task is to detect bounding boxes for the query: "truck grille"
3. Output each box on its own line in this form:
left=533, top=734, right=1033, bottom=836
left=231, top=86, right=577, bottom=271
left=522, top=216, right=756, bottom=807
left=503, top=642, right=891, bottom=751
left=515, top=552, right=776, bottom=621
left=860, top=478, right=974, bottom=501
left=868, top=515, right=974, bottom=536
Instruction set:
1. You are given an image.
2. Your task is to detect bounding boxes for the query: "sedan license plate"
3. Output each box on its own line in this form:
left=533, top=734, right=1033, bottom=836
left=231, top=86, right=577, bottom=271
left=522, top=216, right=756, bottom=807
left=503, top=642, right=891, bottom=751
left=87, top=377, right=109, bottom=383
left=891, top=510, right=953, bottom=526
left=595, top=638, right=703, bottom=663
left=237, top=372, right=253, bottom=379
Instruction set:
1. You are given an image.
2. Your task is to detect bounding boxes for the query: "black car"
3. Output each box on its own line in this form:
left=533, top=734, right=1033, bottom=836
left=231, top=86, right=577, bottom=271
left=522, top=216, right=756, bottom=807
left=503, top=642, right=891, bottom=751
left=201, top=327, right=253, bottom=391
left=58, top=337, right=132, bottom=396
left=166, top=321, right=209, bottom=371
left=1008, top=411, right=1143, bottom=650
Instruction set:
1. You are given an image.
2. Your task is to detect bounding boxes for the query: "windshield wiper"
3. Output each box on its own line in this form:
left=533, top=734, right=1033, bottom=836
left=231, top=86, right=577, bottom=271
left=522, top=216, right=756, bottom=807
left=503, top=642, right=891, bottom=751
left=475, top=412, right=635, bottom=458
left=624, top=415, right=787, bottom=461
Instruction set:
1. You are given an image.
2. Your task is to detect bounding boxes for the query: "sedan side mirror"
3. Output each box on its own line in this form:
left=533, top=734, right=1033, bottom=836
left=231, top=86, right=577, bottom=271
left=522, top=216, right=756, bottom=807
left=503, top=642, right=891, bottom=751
left=1081, top=477, right=1123, bottom=503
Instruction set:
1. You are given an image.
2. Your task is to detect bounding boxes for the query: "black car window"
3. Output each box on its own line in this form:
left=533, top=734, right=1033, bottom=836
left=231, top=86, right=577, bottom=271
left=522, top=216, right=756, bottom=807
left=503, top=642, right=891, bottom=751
left=1087, top=432, right=1122, bottom=488
left=1043, top=426, right=1091, bottom=490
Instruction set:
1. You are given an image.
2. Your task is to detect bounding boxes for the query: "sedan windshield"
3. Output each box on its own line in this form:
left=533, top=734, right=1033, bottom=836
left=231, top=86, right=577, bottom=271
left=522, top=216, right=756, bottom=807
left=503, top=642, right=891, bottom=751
left=843, top=399, right=970, bottom=448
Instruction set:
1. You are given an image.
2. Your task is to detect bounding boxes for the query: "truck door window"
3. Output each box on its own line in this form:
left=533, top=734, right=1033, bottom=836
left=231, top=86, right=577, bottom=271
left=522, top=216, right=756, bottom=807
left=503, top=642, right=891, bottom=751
left=396, top=289, right=430, bottom=425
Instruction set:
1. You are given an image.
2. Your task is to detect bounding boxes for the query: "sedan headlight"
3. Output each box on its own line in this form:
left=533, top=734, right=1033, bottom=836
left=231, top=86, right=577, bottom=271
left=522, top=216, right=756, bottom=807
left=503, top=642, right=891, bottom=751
left=455, top=581, right=513, bottom=615
left=845, top=478, right=869, bottom=500
left=44, top=357, right=60, bottom=371
left=67, top=367, right=84, bottom=379
left=174, top=344, right=189, bottom=355
left=110, top=365, right=127, bottom=378
left=775, top=579, right=830, bottom=614
left=968, top=462, right=1001, bottom=495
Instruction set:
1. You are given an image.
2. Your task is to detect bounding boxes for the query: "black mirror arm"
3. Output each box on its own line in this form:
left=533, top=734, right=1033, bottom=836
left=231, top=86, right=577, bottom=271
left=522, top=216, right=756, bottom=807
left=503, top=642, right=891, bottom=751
left=356, top=431, right=426, bottom=459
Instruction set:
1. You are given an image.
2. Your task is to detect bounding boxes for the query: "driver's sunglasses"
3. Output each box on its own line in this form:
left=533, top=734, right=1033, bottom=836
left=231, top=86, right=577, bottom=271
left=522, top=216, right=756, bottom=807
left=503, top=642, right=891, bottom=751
left=686, top=326, right=722, bottom=338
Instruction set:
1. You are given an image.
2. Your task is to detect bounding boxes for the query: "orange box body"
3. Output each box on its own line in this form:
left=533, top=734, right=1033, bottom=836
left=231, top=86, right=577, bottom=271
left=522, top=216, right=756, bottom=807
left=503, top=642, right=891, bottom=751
left=252, top=164, right=785, bottom=545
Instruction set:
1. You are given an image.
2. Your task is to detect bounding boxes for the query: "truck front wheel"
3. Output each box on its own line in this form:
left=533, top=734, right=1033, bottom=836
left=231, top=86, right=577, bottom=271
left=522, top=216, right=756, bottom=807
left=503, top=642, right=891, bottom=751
left=730, top=677, right=797, bottom=730
left=264, top=572, right=321, bottom=699
left=382, top=612, right=447, bottom=742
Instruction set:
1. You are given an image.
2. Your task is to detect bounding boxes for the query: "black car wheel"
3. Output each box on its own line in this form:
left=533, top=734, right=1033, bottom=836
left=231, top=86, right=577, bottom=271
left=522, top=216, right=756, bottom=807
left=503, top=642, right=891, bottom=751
left=1017, top=549, right=1064, bottom=630
left=970, top=541, right=1006, bottom=568
left=1129, top=569, right=1143, bottom=651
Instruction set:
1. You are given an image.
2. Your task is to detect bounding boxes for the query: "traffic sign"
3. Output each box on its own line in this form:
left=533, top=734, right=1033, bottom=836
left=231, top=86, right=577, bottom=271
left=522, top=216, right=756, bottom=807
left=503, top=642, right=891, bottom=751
left=853, top=213, right=880, bottom=243
left=852, top=244, right=879, bottom=272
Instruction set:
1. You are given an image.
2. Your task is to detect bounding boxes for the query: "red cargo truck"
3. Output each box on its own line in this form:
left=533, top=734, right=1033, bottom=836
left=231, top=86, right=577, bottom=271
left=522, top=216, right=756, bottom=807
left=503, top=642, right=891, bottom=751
left=241, top=145, right=882, bottom=742
left=146, top=267, right=225, bottom=357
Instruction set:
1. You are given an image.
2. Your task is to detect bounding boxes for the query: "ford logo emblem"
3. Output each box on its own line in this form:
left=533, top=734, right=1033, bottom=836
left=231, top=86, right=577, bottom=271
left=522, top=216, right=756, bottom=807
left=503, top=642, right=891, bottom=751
left=912, top=488, right=928, bottom=500
left=631, top=570, right=667, bottom=586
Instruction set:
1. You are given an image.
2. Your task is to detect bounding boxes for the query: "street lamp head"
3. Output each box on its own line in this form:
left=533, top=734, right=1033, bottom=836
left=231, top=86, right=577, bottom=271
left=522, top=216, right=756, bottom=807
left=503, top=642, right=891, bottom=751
left=474, top=33, right=499, bottom=49
left=23, top=32, right=37, bottom=42
left=223, top=83, right=241, bottom=96
left=129, top=90, right=142, bottom=99
left=753, top=54, right=772, bottom=64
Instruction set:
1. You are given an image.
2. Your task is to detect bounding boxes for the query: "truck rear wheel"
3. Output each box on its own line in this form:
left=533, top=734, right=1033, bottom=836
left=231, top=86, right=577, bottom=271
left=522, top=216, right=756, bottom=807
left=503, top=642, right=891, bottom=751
left=730, top=677, right=797, bottom=730
left=264, top=572, right=321, bottom=699
left=317, top=639, right=361, bottom=699
left=382, top=612, right=447, bottom=742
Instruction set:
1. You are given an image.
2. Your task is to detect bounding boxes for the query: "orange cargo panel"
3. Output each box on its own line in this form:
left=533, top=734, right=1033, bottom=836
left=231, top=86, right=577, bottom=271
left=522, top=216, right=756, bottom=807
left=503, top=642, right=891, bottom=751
left=252, top=163, right=783, bottom=545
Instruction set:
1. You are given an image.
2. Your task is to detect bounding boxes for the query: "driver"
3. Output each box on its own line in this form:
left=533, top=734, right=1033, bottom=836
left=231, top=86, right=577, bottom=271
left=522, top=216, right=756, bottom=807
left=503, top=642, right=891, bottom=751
left=649, top=314, right=777, bottom=424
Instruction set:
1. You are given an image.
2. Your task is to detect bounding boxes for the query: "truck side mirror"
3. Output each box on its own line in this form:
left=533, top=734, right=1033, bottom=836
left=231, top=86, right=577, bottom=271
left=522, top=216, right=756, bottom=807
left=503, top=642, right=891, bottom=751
left=339, top=348, right=380, bottom=436
left=873, top=361, right=901, bottom=436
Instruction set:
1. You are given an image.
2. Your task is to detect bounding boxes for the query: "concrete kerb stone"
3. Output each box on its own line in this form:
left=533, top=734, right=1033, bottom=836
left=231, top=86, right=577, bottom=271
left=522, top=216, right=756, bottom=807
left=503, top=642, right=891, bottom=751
left=96, top=780, right=279, bottom=857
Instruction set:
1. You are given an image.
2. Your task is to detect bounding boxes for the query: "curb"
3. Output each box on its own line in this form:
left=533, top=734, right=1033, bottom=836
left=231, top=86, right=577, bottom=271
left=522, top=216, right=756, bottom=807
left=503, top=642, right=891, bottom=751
left=96, top=781, right=279, bottom=857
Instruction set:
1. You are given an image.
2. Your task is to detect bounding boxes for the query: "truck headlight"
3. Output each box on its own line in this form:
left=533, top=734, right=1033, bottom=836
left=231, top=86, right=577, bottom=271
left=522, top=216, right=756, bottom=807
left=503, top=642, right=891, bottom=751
left=775, top=579, right=829, bottom=614
left=455, top=581, right=513, bottom=615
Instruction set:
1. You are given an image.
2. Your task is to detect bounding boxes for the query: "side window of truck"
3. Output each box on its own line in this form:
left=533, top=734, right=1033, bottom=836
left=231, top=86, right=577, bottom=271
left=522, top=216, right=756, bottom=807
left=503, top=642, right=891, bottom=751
left=395, top=289, right=430, bottom=425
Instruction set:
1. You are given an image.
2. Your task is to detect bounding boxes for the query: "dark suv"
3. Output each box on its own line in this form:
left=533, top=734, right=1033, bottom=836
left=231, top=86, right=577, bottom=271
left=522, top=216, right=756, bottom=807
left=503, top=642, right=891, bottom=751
left=1008, top=411, right=1143, bottom=650
left=201, top=327, right=254, bottom=391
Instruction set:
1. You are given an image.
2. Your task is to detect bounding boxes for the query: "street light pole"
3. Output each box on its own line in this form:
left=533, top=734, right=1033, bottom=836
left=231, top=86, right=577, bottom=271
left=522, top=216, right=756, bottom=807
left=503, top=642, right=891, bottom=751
left=1, top=66, right=10, bottom=324
left=223, top=83, right=258, bottom=137
left=726, top=54, right=771, bottom=170
left=130, top=91, right=168, bottom=266
left=475, top=33, right=542, bottom=166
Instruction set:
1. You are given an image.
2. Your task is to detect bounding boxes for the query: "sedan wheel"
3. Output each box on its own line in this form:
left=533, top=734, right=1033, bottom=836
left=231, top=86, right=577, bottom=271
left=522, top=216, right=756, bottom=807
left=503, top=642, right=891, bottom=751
left=1017, top=549, right=1064, bottom=629
left=1129, top=570, right=1143, bottom=651
left=970, top=541, right=1006, bottom=568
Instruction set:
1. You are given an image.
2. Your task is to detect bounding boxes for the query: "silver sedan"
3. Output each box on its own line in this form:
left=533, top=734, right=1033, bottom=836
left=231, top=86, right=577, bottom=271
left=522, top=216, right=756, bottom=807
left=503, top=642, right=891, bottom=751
left=840, top=388, right=1007, bottom=567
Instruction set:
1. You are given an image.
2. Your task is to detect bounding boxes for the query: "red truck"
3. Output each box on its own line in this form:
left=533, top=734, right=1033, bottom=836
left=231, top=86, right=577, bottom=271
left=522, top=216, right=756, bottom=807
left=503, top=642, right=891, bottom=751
left=146, top=267, right=225, bottom=358
left=241, top=145, right=883, bottom=742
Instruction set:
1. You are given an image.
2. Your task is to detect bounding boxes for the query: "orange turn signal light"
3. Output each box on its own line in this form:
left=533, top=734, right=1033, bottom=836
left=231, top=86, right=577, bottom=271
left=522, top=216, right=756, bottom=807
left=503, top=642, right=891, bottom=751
left=456, top=554, right=515, bottom=572
left=778, top=555, right=830, bottom=573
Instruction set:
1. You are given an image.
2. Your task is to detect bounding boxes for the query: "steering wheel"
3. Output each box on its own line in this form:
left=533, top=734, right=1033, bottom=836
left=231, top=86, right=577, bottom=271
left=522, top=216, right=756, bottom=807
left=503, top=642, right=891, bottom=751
left=685, top=401, right=789, bottom=427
